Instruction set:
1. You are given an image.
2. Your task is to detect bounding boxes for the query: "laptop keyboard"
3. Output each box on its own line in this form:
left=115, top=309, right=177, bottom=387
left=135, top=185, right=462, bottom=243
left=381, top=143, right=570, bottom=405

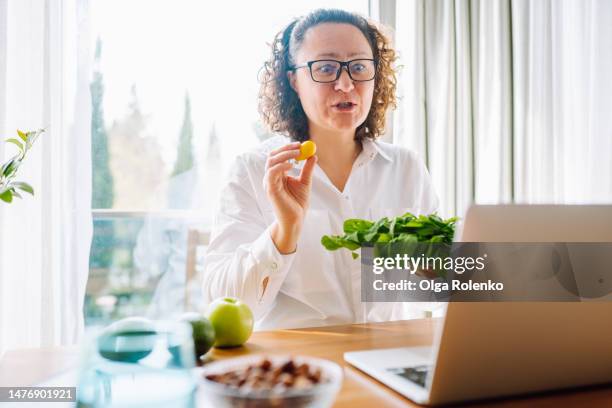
left=387, top=364, right=431, bottom=388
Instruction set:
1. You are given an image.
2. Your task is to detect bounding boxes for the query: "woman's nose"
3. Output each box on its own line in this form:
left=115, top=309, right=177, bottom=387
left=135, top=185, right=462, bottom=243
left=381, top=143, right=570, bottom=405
left=334, top=67, right=355, bottom=92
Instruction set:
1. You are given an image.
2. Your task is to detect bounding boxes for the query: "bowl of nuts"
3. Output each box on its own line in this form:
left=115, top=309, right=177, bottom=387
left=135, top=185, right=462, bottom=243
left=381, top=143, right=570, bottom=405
left=196, top=355, right=343, bottom=408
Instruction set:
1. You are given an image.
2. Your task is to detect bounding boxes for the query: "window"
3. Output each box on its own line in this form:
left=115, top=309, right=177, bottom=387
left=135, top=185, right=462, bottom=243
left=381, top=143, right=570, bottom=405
left=86, top=1, right=370, bottom=325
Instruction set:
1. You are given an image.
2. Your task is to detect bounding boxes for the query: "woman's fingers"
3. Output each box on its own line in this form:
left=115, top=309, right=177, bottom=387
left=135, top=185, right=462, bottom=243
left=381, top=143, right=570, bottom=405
left=265, top=149, right=300, bottom=169
left=298, top=155, right=317, bottom=185
left=269, top=141, right=301, bottom=157
left=266, top=161, right=293, bottom=186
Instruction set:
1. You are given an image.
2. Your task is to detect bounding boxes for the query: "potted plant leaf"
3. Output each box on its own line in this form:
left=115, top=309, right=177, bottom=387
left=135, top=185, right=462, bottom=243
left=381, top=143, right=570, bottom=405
left=0, top=129, right=45, bottom=203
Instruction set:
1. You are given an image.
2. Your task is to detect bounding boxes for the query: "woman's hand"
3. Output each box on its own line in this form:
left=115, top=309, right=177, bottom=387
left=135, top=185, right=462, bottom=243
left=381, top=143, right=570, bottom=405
left=264, top=141, right=317, bottom=254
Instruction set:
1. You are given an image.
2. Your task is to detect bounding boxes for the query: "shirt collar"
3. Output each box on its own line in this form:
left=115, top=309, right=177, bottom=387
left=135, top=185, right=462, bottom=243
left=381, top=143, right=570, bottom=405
left=355, top=137, right=394, bottom=168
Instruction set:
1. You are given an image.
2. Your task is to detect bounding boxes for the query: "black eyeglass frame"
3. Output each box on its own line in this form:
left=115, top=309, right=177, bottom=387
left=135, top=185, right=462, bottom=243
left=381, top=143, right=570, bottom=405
left=290, top=58, right=377, bottom=83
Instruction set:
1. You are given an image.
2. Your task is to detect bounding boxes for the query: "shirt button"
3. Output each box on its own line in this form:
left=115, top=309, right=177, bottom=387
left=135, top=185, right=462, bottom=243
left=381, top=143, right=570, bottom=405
left=271, top=262, right=278, bottom=270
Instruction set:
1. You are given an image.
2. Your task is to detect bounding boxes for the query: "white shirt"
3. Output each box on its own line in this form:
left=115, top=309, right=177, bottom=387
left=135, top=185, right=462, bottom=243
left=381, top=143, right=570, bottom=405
left=202, top=135, right=440, bottom=330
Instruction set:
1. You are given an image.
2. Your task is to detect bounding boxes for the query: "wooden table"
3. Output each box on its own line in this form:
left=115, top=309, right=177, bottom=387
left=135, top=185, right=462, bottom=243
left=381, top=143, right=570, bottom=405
left=207, top=318, right=436, bottom=407
left=1, top=319, right=611, bottom=407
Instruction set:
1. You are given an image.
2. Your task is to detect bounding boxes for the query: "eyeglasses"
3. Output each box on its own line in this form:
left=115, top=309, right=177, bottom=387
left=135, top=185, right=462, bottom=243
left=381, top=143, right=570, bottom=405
left=290, top=59, right=377, bottom=83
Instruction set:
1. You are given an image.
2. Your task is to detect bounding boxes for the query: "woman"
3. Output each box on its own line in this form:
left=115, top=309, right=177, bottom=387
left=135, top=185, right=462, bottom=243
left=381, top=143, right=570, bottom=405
left=202, top=9, right=439, bottom=329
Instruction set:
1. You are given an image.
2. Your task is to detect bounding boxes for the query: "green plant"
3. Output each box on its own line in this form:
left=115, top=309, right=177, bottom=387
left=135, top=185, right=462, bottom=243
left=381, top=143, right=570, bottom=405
left=0, top=128, right=45, bottom=203
left=321, top=212, right=459, bottom=259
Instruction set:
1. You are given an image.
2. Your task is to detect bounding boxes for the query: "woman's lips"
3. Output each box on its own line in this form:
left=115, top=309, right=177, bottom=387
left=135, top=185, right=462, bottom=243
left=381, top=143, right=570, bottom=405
left=332, top=102, right=357, bottom=112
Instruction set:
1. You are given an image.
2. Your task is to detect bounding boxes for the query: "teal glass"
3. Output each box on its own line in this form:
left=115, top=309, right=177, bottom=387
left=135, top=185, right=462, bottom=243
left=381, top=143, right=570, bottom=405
left=76, top=321, right=197, bottom=408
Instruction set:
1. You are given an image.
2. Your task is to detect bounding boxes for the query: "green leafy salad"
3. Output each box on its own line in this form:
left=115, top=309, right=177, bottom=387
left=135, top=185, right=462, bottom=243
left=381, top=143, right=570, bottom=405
left=321, top=212, right=459, bottom=259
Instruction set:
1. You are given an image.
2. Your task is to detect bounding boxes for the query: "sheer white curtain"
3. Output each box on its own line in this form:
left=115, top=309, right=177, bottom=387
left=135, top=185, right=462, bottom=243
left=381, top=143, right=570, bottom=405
left=0, top=0, right=92, bottom=353
left=513, top=0, right=612, bottom=203
left=393, top=0, right=612, bottom=218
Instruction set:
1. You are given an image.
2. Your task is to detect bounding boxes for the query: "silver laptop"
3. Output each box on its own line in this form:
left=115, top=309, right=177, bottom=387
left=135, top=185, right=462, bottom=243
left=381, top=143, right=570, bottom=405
left=344, top=205, right=612, bottom=406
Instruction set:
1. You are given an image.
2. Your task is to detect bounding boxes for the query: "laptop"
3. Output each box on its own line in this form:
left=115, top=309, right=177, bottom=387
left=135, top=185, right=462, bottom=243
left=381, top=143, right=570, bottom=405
left=344, top=205, right=612, bottom=405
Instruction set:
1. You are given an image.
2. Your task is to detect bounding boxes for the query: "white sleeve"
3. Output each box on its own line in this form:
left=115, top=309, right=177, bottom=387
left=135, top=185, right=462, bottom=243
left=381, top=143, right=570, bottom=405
left=202, top=155, right=296, bottom=320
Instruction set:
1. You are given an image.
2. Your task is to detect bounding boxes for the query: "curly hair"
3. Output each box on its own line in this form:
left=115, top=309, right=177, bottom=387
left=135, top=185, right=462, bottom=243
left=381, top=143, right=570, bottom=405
left=258, top=8, right=397, bottom=142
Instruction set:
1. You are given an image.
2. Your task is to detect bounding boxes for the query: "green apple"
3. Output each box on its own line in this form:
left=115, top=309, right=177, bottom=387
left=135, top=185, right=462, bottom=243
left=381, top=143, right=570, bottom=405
left=180, top=312, right=216, bottom=358
left=207, top=297, right=254, bottom=348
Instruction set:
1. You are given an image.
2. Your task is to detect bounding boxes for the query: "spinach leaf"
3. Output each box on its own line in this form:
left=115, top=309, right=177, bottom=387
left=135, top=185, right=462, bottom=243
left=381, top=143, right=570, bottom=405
left=321, top=212, right=458, bottom=257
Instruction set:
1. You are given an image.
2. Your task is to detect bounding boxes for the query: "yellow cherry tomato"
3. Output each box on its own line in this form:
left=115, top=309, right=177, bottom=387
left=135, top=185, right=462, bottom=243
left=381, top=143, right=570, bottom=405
left=296, top=140, right=317, bottom=161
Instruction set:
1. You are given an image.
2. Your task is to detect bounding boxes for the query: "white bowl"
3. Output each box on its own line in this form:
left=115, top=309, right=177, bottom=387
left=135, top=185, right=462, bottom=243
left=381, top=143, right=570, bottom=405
left=195, top=354, right=343, bottom=408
